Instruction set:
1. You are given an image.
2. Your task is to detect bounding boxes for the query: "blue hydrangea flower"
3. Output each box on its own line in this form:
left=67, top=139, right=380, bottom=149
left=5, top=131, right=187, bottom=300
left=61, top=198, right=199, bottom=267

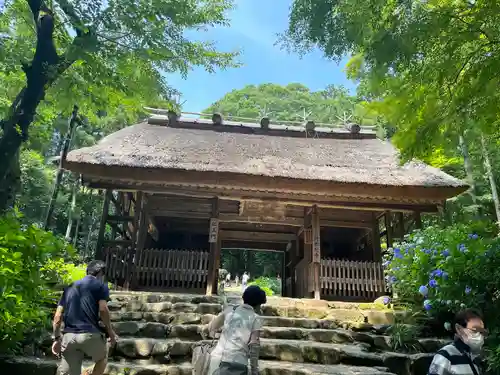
left=393, top=248, right=403, bottom=259
left=465, top=286, right=472, bottom=294
left=442, top=272, right=449, bottom=280
left=430, top=269, right=444, bottom=278
left=423, top=249, right=431, bottom=254
left=423, top=300, right=432, bottom=311
left=458, top=244, right=467, bottom=253
left=441, top=249, right=450, bottom=257
left=429, top=279, right=438, bottom=288
left=389, top=276, right=397, bottom=284
left=468, top=234, right=479, bottom=240
left=382, top=296, right=391, bottom=305
left=418, top=285, right=429, bottom=296
left=383, top=260, right=390, bottom=268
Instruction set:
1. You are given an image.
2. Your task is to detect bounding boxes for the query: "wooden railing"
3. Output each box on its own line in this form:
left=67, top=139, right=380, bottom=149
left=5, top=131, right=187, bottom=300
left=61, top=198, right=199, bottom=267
left=320, top=259, right=385, bottom=300
left=105, top=248, right=210, bottom=292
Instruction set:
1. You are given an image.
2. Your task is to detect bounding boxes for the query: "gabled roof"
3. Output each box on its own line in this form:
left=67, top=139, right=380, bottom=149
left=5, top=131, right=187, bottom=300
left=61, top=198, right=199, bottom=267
left=66, top=121, right=465, bottom=191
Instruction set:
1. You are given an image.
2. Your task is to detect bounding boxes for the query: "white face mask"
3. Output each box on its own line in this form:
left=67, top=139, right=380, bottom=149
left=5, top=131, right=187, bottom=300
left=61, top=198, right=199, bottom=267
left=465, top=332, right=484, bottom=353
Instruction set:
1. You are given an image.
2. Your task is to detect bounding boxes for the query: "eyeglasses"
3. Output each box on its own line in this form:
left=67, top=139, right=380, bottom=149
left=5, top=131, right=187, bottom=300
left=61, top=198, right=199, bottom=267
left=466, top=327, right=489, bottom=337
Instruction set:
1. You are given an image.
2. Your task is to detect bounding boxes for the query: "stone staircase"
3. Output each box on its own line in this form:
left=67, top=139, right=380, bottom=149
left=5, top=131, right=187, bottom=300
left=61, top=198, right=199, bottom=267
left=0, top=292, right=446, bottom=375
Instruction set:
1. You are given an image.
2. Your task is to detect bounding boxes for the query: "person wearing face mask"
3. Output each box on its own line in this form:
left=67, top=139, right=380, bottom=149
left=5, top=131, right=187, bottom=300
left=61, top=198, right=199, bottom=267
left=428, top=309, right=486, bottom=375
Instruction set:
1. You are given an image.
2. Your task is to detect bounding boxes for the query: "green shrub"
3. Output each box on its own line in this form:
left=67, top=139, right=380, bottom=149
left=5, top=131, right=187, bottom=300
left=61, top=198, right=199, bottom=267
left=250, top=276, right=282, bottom=295
left=384, top=223, right=500, bottom=371
left=42, top=258, right=87, bottom=287
left=0, top=213, right=74, bottom=353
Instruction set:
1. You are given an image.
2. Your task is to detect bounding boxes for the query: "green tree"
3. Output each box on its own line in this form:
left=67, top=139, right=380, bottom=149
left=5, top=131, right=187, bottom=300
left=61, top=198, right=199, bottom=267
left=283, top=0, right=500, bottom=228
left=204, top=83, right=385, bottom=133
left=283, top=0, right=500, bottom=157
left=0, top=0, right=238, bottom=210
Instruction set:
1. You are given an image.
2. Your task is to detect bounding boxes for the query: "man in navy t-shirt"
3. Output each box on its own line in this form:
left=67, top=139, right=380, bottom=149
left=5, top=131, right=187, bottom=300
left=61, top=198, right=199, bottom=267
left=51, top=260, right=118, bottom=375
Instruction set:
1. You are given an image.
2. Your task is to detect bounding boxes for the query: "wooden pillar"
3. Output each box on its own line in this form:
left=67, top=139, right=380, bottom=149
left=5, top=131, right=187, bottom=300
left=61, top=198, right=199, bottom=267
left=311, top=205, right=321, bottom=300
left=206, top=198, right=220, bottom=296
left=414, top=211, right=422, bottom=229
left=384, top=211, right=393, bottom=248
left=128, top=192, right=146, bottom=290
left=371, top=214, right=382, bottom=261
left=95, top=190, right=112, bottom=260
left=396, top=212, right=405, bottom=239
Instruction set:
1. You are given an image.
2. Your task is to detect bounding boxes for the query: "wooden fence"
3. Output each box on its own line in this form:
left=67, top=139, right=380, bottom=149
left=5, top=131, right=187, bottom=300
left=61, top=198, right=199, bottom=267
left=105, top=248, right=210, bottom=292
left=320, top=258, right=386, bottom=300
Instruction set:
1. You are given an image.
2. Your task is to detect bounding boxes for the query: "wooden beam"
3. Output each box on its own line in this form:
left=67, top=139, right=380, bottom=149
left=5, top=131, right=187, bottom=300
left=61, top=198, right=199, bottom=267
left=414, top=211, right=422, bottom=229
left=220, top=230, right=296, bottom=243
left=69, top=162, right=467, bottom=202
left=222, top=240, right=287, bottom=252
left=384, top=211, right=393, bottom=248
left=372, top=213, right=382, bottom=261
left=148, top=209, right=373, bottom=228
left=95, top=190, right=112, bottom=260
left=85, top=181, right=443, bottom=213
left=206, top=198, right=220, bottom=296
left=311, top=205, right=321, bottom=300
left=127, top=191, right=144, bottom=289
left=396, top=212, right=405, bottom=239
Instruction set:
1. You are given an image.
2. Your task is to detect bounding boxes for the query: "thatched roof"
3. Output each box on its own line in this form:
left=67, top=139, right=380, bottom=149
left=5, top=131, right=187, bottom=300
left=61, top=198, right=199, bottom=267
left=65, top=122, right=466, bottom=192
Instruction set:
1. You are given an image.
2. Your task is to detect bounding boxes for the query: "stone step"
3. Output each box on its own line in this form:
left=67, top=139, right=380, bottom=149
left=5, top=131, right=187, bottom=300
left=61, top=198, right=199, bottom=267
left=0, top=356, right=401, bottom=375
left=30, top=336, right=433, bottom=372
left=110, top=321, right=448, bottom=353
left=109, top=292, right=395, bottom=323
left=110, top=311, right=389, bottom=334
left=108, top=301, right=391, bottom=324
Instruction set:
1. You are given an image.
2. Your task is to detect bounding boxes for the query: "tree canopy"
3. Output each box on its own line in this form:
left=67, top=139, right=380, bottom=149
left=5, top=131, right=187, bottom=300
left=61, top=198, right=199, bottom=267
left=0, top=0, right=239, bottom=210
left=283, top=0, right=500, bottom=159
left=203, top=83, right=390, bottom=135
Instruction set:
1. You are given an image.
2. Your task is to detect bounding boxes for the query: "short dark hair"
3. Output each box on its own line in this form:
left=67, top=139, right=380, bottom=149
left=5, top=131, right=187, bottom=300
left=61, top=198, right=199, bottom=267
left=454, top=308, right=483, bottom=331
left=87, top=260, right=106, bottom=277
left=242, top=285, right=267, bottom=307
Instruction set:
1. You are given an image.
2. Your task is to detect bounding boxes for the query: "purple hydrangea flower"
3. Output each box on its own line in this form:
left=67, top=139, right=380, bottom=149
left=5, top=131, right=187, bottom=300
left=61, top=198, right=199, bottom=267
left=418, top=285, right=429, bottom=296
left=382, top=296, right=391, bottom=305
left=423, top=300, right=432, bottom=311
left=429, top=279, right=438, bottom=288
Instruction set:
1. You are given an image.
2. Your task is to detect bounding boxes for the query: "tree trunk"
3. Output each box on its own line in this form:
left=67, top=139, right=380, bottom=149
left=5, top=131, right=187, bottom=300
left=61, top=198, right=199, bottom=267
left=65, top=177, right=79, bottom=240
left=0, top=150, right=21, bottom=213
left=44, top=105, right=79, bottom=230
left=459, top=134, right=479, bottom=208
left=0, top=6, right=82, bottom=211
left=480, top=134, right=500, bottom=232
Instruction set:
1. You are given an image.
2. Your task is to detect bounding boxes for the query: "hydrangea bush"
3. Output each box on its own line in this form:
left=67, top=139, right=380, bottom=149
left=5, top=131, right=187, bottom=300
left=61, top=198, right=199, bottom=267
left=383, top=222, right=500, bottom=370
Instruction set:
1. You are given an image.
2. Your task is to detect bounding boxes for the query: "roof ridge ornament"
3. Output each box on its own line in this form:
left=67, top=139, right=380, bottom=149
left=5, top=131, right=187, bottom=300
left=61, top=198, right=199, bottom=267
left=212, top=113, right=223, bottom=125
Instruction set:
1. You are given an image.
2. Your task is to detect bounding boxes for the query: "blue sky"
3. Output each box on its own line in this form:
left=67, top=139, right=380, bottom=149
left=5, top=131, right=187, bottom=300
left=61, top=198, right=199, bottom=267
left=165, top=0, right=355, bottom=112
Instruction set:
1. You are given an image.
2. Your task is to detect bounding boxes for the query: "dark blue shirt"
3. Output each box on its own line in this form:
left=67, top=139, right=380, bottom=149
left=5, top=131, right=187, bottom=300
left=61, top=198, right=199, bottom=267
left=58, top=276, right=110, bottom=334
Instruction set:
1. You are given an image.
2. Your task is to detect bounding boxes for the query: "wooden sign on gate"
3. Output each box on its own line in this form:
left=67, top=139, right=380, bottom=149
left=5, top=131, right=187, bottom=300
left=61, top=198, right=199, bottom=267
left=312, top=226, right=321, bottom=263
left=209, top=218, right=219, bottom=243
